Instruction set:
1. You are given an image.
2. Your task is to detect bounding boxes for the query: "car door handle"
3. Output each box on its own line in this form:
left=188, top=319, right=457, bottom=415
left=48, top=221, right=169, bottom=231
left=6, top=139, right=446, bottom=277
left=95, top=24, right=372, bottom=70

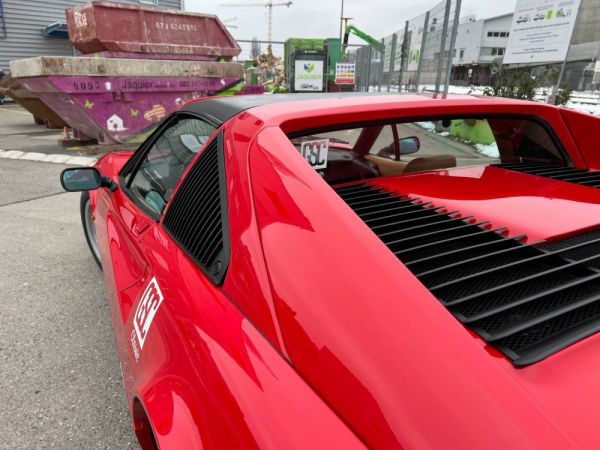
left=132, top=220, right=150, bottom=236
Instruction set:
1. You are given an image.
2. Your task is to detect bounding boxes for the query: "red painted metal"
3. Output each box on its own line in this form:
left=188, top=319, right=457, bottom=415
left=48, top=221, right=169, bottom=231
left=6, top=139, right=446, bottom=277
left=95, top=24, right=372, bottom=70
left=560, top=107, right=600, bottom=170
left=66, top=2, right=241, bottom=59
left=84, top=95, right=600, bottom=449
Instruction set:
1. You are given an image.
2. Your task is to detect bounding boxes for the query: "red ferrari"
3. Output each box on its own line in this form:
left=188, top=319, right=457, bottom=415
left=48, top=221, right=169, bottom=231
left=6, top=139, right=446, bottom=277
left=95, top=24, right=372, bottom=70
left=61, top=93, right=600, bottom=449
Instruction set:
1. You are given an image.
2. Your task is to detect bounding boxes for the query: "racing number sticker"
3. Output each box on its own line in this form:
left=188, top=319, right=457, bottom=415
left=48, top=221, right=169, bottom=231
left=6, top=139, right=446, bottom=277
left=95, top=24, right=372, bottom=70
left=131, top=277, right=164, bottom=360
left=299, top=139, right=329, bottom=170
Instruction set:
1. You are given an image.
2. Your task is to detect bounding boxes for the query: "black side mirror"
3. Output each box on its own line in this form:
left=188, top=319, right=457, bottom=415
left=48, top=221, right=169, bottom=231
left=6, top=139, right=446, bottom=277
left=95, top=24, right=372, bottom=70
left=60, top=168, right=103, bottom=192
left=399, top=136, right=420, bottom=155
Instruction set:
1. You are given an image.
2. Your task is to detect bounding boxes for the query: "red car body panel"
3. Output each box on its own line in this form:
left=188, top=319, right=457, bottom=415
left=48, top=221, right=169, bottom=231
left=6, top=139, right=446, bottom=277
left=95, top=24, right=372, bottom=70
left=85, top=94, right=600, bottom=449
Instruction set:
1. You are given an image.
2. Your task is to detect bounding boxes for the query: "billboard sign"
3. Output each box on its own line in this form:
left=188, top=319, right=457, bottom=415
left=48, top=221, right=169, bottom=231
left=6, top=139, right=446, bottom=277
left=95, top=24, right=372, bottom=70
left=383, top=35, right=394, bottom=73
left=406, top=14, right=426, bottom=71
left=504, top=0, right=581, bottom=64
left=393, top=33, right=404, bottom=72
left=335, top=62, right=356, bottom=84
left=294, top=60, right=324, bottom=91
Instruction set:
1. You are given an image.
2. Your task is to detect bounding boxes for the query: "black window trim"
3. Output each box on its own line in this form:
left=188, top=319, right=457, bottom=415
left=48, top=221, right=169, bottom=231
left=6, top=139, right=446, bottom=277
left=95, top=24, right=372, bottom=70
left=118, top=110, right=222, bottom=221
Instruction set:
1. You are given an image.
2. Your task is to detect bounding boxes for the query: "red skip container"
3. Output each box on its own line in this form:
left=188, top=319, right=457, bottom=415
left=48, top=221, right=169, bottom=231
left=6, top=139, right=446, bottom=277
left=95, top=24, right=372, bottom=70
left=66, top=1, right=241, bottom=60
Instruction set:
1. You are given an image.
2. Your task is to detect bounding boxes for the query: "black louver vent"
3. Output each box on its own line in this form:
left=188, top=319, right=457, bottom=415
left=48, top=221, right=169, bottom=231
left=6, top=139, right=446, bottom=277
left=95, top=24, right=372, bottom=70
left=495, top=162, right=600, bottom=188
left=335, top=182, right=600, bottom=366
left=163, top=131, right=230, bottom=285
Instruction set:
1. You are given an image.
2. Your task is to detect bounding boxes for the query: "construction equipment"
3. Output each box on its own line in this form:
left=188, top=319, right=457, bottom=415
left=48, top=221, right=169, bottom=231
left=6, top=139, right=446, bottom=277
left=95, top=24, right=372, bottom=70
left=342, top=24, right=383, bottom=57
left=220, top=1, right=292, bottom=42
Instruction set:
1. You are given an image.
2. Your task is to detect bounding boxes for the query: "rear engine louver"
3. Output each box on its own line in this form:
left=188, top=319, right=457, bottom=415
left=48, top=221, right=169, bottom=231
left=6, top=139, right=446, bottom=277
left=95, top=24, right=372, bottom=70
left=163, top=131, right=230, bottom=285
left=335, top=182, right=600, bottom=366
left=495, top=162, right=600, bottom=188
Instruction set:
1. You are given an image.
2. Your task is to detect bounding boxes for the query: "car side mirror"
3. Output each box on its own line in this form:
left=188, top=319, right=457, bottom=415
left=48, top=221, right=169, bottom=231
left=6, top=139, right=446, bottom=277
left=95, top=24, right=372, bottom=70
left=399, top=136, right=420, bottom=155
left=60, top=167, right=103, bottom=192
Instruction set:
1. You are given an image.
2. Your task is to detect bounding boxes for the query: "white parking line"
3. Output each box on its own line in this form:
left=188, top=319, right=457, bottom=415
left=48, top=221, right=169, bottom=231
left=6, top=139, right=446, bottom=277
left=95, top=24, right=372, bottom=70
left=0, top=149, right=98, bottom=166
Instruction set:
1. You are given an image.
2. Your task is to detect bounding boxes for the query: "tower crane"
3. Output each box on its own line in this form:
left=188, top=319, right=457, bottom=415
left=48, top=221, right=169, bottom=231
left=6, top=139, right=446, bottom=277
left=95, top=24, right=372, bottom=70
left=220, top=1, right=292, bottom=43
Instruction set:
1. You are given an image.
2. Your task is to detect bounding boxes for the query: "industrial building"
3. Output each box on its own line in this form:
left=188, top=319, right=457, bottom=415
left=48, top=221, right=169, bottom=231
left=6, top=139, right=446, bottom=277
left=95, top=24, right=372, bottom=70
left=451, top=13, right=513, bottom=86
left=0, top=0, right=184, bottom=72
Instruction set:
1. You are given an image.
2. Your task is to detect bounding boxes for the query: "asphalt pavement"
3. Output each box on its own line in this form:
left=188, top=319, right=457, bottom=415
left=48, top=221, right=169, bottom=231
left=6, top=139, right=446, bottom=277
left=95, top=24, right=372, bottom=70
left=0, top=158, right=138, bottom=449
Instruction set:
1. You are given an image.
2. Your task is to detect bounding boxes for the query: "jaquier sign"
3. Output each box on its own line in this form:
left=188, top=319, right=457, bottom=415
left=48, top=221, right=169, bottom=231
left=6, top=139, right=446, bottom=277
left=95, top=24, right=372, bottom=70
left=294, top=60, right=324, bottom=91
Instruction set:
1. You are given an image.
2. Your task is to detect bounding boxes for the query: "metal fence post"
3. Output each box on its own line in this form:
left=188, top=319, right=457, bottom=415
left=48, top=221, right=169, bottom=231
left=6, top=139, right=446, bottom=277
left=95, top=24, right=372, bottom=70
left=443, top=0, right=461, bottom=94
left=388, top=33, right=397, bottom=92
left=378, top=39, right=385, bottom=92
left=549, top=1, right=582, bottom=103
left=398, top=20, right=409, bottom=92
left=434, top=0, right=452, bottom=93
left=365, top=45, right=372, bottom=92
left=415, top=11, right=429, bottom=92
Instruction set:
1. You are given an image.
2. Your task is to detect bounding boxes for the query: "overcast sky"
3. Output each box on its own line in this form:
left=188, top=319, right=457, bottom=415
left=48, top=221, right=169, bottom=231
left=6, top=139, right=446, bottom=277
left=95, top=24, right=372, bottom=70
left=185, top=0, right=518, bottom=44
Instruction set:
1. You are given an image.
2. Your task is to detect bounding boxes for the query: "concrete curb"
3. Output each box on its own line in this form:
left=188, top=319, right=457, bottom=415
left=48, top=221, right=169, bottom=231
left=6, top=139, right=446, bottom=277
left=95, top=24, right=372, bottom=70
left=0, top=149, right=98, bottom=166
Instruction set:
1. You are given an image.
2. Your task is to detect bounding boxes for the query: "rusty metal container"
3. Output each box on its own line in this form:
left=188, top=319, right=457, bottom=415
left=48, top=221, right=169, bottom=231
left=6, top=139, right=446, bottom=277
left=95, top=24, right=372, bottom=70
left=0, top=72, right=67, bottom=128
left=66, top=1, right=241, bottom=59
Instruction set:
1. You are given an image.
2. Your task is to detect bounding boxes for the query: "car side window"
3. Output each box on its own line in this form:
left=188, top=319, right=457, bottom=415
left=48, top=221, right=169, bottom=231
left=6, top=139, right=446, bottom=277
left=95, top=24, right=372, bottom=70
left=370, top=125, right=399, bottom=160
left=128, top=117, right=217, bottom=216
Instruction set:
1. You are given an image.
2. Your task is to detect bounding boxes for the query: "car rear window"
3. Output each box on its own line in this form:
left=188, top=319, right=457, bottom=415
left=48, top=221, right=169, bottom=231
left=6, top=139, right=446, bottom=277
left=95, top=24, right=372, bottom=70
left=287, top=116, right=567, bottom=185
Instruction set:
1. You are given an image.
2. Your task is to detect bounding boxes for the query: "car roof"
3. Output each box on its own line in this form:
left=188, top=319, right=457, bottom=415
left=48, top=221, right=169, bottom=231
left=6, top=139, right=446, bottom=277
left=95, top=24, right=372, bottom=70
left=182, top=92, right=540, bottom=127
left=181, top=92, right=389, bottom=124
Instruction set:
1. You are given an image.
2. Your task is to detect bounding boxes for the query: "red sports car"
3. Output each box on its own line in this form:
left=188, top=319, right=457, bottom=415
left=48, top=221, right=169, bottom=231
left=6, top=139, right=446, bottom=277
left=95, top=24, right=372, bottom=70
left=61, top=93, right=600, bottom=449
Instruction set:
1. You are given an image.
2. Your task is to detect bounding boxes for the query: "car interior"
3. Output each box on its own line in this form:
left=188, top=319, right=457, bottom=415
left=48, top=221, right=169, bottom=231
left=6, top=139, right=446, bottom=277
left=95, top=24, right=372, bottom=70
left=289, top=116, right=569, bottom=185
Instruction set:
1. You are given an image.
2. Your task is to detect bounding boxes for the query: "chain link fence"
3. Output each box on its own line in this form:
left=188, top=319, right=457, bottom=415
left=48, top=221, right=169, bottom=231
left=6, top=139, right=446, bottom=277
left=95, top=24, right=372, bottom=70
left=353, top=0, right=461, bottom=94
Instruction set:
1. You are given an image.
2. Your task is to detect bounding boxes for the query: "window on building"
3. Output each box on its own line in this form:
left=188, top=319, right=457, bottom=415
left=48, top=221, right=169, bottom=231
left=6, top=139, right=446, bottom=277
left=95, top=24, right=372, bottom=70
left=498, top=48, right=505, bottom=56
left=139, top=0, right=159, bottom=5
left=491, top=48, right=498, bottom=56
left=487, top=31, right=493, bottom=37
left=493, top=32, right=500, bottom=37
left=459, top=49, right=465, bottom=59
left=491, top=48, right=506, bottom=56
left=500, top=32, right=508, bottom=37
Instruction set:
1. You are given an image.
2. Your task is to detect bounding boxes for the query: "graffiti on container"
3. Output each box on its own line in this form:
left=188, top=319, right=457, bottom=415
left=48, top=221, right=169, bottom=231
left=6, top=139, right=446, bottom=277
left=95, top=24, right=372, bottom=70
left=84, top=100, right=94, bottom=110
left=105, top=82, right=112, bottom=91
left=131, top=109, right=140, bottom=118
left=107, top=115, right=126, bottom=132
left=144, top=105, right=167, bottom=122
left=154, top=22, right=198, bottom=32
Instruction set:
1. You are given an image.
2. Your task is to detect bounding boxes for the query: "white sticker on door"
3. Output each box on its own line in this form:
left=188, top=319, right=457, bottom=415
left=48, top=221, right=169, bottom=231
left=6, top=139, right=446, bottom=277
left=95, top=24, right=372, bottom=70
left=133, top=277, right=164, bottom=352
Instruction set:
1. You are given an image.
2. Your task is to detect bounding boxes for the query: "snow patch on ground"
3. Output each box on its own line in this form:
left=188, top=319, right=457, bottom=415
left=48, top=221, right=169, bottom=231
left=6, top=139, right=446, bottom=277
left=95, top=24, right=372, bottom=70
left=416, top=121, right=436, bottom=131
left=475, top=142, right=500, bottom=158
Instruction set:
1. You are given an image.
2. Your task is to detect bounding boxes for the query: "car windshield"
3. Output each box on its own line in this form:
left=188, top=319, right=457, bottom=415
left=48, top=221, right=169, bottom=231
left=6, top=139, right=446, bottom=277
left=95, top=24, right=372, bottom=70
left=288, top=116, right=566, bottom=185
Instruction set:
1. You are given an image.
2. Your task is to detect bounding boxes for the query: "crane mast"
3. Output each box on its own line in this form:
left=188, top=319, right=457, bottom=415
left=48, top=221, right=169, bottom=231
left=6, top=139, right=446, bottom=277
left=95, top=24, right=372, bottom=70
left=220, top=1, right=292, bottom=42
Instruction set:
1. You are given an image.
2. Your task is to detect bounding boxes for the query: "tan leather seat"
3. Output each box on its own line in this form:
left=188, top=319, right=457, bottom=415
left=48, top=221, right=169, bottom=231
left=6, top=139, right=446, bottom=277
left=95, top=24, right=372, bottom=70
left=364, top=155, right=408, bottom=176
left=403, top=155, right=457, bottom=173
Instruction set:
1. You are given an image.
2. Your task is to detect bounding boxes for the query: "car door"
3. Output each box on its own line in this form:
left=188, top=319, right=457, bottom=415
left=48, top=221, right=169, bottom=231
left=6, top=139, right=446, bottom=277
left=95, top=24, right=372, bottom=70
left=98, top=113, right=218, bottom=388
